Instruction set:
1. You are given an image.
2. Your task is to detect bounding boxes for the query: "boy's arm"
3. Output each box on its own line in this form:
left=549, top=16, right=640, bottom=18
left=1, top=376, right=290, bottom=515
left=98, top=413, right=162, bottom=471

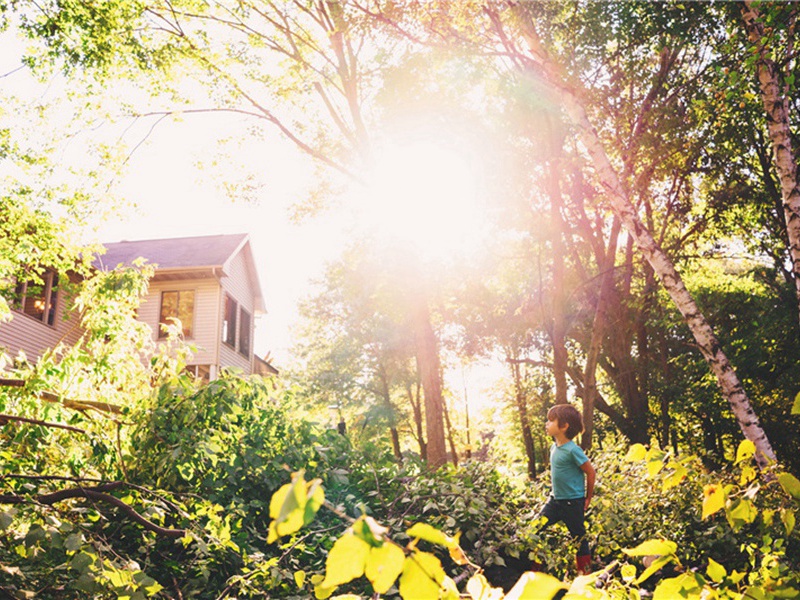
left=580, top=461, right=596, bottom=511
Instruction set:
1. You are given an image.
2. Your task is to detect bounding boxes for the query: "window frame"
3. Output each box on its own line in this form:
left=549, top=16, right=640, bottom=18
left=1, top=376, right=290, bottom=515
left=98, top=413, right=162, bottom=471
left=12, top=270, right=59, bottom=327
left=158, top=289, right=196, bottom=339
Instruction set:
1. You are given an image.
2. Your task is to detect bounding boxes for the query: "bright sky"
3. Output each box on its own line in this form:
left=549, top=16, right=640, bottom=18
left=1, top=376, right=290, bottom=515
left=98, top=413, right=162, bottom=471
left=2, top=26, right=504, bottom=407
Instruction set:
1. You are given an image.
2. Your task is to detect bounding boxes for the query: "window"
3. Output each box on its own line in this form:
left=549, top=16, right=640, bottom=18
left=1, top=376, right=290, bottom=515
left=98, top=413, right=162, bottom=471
left=13, top=271, right=59, bottom=326
left=159, top=290, right=195, bottom=338
left=239, top=308, right=251, bottom=357
left=222, top=294, right=237, bottom=347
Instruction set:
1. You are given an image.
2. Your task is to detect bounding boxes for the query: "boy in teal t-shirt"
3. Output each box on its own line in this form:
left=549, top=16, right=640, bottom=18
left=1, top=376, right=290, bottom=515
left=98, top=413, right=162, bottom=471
left=539, top=404, right=596, bottom=575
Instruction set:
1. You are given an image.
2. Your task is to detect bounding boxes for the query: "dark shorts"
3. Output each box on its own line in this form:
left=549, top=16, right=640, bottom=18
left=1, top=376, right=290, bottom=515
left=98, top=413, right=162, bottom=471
left=538, top=497, right=590, bottom=556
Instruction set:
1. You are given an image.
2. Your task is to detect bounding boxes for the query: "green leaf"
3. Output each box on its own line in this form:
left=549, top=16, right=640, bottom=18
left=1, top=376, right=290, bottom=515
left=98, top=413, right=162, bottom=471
left=702, top=484, right=726, bottom=519
left=735, top=439, right=756, bottom=464
left=778, top=472, right=800, bottom=501
left=622, top=539, right=677, bottom=557
left=726, top=498, right=758, bottom=531
left=504, top=571, right=566, bottom=600
left=365, top=543, right=405, bottom=594
left=321, top=532, right=370, bottom=588
left=706, top=557, right=726, bottom=583
left=781, top=509, right=795, bottom=536
left=399, top=552, right=445, bottom=600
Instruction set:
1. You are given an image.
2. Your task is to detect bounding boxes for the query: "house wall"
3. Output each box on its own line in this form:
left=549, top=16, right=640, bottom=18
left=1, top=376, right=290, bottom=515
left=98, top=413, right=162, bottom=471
left=142, top=277, right=221, bottom=368
left=218, top=249, right=256, bottom=373
left=0, top=296, right=83, bottom=365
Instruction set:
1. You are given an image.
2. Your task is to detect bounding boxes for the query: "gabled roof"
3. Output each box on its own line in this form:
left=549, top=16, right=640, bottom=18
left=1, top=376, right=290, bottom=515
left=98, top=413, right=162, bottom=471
left=96, top=233, right=265, bottom=313
left=97, top=233, right=249, bottom=271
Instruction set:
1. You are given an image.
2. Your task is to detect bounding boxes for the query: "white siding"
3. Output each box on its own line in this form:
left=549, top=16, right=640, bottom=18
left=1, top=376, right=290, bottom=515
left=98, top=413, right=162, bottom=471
left=218, top=250, right=256, bottom=373
left=143, top=278, right=221, bottom=367
left=0, top=295, right=83, bottom=364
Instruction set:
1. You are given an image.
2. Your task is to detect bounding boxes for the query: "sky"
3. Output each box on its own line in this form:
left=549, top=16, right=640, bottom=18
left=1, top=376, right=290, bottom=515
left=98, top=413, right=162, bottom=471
left=1, top=24, right=504, bottom=409
left=2, top=27, right=351, bottom=366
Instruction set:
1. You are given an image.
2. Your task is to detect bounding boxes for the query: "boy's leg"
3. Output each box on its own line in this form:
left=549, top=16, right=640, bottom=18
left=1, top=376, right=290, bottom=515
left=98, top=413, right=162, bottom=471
left=561, top=499, right=591, bottom=574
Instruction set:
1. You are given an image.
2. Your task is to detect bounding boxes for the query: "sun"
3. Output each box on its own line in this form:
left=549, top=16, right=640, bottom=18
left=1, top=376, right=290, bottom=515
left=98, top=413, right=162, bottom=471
left=357, top=137, right=487, bottom=264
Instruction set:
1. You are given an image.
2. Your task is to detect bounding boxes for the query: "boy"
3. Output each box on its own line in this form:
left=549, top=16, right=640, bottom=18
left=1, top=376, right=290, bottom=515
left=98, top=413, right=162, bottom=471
left=539, top=403, right=595, bottom=575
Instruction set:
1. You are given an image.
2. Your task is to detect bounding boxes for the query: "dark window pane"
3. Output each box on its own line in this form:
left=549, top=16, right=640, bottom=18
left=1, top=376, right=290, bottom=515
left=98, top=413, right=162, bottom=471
left=239, top=309, right=251, bottom=357
left=47, top=274, right=58, bottom=325
left=223, top=294, right=237, bottom=346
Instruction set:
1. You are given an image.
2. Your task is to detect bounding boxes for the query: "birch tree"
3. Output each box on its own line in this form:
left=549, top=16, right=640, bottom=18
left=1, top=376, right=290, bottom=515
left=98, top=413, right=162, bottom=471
left=740, top=1, right=800, bottom=329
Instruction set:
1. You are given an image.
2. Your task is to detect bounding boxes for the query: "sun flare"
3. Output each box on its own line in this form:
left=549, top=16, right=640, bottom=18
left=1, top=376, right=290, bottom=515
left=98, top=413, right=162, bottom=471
left=358, top=138, right=486, bottom=263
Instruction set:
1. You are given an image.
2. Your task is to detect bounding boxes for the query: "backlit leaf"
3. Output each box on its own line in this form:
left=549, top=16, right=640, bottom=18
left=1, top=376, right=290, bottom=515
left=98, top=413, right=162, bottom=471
left=406, top=522, right=457, bottom=549
left=792, top=391, right=800, bottom=415
left=778, top=472, right=800, bottom=501
left=735, top=440, right=755, bottom=464
left=399, top=552, right=445, bottom=600
left=653, top=573, right=703, bottom=600
left=294, top=570, right=306, bottom=589
left=622, top=539, right=677, bottom=557
left=726, top=498, right=757, bottom=531
left=625, top=444, right=646, bottom=462
left=621, top=564, right=636, bottom=583
left=781, top=509, right=795, bottom=536
left=702, top=484, right=726, bottom=519
left=505, top=571, right=566, bottom=600
left=636, top=555, right=675, bottom=585
left=466, top=573, right=504, bottom=600
left=365, top=542, right=405, bottom=594
left=321, top=533, right=370, bottom=588
left=706, top=557, right=726, bottom=583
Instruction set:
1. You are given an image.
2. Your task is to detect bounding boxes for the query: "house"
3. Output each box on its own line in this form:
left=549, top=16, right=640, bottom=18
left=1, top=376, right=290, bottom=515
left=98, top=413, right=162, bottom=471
left=1, top=233, right=276, bottom=381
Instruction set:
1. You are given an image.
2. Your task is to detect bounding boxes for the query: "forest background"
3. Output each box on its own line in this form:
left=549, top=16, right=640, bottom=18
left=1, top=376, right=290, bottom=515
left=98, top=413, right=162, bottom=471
left=1, top=1, right=800, bottom=599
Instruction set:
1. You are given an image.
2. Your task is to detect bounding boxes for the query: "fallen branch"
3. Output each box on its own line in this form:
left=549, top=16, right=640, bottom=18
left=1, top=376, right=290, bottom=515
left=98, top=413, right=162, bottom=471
left=0, top=378, right=123, bottom=415
left=0, top=413, right=86, bottom=433
left=0, top=483, right=185, bottom=539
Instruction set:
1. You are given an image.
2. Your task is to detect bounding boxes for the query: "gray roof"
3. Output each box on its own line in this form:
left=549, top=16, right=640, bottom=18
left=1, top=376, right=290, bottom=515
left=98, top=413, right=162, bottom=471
left=97, top=233, right=250, bottom=271
left=96, top=233, right=265, bottom=313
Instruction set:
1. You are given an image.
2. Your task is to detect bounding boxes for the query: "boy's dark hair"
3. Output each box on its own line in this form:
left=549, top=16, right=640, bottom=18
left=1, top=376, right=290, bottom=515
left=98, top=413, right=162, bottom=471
left=547, top=404, right=584, bottom=440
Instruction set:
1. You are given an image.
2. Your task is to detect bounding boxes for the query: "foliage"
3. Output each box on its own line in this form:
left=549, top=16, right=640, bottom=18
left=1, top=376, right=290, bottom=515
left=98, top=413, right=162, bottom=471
left=267, top=439, right=799, bottom=600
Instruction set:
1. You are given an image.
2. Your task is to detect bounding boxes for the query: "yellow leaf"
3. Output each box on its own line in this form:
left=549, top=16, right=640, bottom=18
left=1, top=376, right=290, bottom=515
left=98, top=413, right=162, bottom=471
left=625, top=444, right=647, bottom=462
left=706, top=558, right=726, bottom=583
left=621, top=564, right=637, bottom=583
left=735, top=440, right=756, bottom=464
left=505, top=571, right=566, bottom=600
left=321, top=533, right=371, bottom=588
left=622, top=539, right=677, bottom=557
left=399, top=552, right=445, bottom=600
left=702, top=484, right=726, bottom=520
left=778, top=472, right=800, bottom=501
left=406, top=522, right=457, bottom=549
left=365, top=543, right=405, bottom=594
left=662, top=466, right=687, bottom=492
left=294, top=570, right=306, bottom=589
left=466, top=573, right=504, bottom=600
left=726, top=498, right=757, bottom=531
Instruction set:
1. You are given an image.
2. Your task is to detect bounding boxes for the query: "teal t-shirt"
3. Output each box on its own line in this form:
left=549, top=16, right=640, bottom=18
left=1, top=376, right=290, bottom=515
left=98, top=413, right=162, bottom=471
left=550, top=440, right=589, bottom=500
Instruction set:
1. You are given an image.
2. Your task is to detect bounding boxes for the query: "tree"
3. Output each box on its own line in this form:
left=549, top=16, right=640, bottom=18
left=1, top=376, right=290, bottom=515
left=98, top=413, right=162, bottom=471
left=740, top=1, right=800, bottom=329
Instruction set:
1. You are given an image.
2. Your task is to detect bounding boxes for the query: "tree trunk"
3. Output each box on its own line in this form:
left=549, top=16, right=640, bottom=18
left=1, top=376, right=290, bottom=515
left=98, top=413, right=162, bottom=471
left=514, top=360, right=538, bottom=479
left=742, top=1, right=800, bottom=330
left=514, top=15, right=777, bottom=467
left=406, top=383, right=427, bottom=461
left=412, top=302, right=447, bottom=469
left=546, top=152, right=570, bottom=405
left=442, top=395, right=459, bottom=466
left=581, top=216, right=621, bottom=450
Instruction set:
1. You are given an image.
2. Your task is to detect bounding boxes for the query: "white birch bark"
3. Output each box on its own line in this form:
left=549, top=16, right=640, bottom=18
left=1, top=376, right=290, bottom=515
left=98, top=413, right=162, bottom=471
left=742, top=1, right=800, bottom=329
left=514, top=11, right=777, bottom=466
